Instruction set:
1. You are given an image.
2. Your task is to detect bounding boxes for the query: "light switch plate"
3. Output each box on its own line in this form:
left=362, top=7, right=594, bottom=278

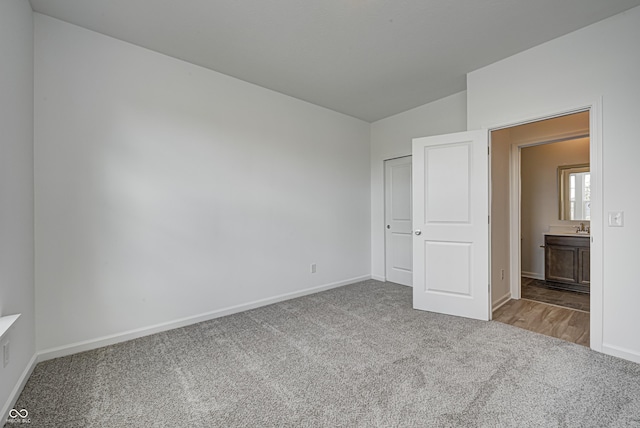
left=608, top=211, right=624, bottom=227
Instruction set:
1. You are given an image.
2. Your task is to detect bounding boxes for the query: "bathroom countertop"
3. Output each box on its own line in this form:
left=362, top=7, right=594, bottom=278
left=543, top=232, right=590, bottom=237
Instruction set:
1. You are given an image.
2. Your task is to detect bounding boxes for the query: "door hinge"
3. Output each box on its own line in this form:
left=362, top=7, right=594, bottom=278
left=488, top=215, right=490, bottom=224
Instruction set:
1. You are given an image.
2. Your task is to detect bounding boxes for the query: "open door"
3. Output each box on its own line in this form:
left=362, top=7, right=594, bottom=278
left=412, top=130, right=490, bottom=321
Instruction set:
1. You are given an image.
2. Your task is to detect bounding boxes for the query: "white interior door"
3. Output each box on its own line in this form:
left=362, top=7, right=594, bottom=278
left=412, top=130, right=490, bottom=320
left=385, top=156, right=413, bottom=286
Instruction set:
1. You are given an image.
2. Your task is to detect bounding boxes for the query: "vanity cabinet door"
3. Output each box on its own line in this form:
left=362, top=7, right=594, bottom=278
left=544, top=235, right=590, bottom=292
left=545, top=244, right=579, bottom=284
left=578, top=247, right=590, bottom=285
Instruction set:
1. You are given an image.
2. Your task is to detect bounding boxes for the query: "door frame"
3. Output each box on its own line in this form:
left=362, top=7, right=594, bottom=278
left=383, top=155, right=413, bottom=286
left=509, top=128, right=590, bottom=298
left=487, top=99, right=603, bottom=352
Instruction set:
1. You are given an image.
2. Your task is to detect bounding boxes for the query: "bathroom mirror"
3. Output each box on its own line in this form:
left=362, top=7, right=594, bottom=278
left=558, top=163, right=590, bottom=221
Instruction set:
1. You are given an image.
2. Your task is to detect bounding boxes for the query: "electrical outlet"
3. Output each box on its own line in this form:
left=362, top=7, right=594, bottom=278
left=3, top=341, right=9, bottom=368
left=311, top=263, right=317, bottom=274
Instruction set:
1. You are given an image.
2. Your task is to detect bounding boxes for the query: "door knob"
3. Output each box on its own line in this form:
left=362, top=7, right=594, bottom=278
left=386, top=225, right=390, bottom=229
left=414, top=230, right=422, bottom=235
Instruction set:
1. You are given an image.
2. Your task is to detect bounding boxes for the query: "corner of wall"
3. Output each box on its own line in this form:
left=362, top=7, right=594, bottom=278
left=0, top=0, right=36, bottom=419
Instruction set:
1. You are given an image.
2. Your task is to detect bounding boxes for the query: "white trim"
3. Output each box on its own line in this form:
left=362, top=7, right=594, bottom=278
left=1, top=353, right=37, bottom=425
left=508, top=120, right=592, bottom=301
left=373, top=150, right=413, bottom=282
left=522, top=271, right=544, bottom=281
left=488, top=132, right=493, bottom=320
left=487, top=99, right=602, bottom=353
left=481, top=102, right=595, bottom=133
left=383, top=154, right=413, bottom=162
left=492, top=293, right=511, bottom=311
left=371, top=274, right=386, bottom=282
left=588, top=98, right=604, bottom=352
left=509, top=140, right=522, bottom=300
left=38, top=275, right=370, bottom=362
left=504, top=129, right=589, bottom=147
left=602, top=343, right=640, bottom=365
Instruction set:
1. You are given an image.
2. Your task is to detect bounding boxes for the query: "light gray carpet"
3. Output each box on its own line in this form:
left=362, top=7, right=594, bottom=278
left=7, top=280, right=640, bottom=427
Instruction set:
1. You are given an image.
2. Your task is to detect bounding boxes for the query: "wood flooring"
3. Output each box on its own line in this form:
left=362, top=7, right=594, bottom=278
left=494, top=277, right=590, bottom=346
left=493, top=298, right=590, bottom=347
left=521, top=277, right=590, bottom=312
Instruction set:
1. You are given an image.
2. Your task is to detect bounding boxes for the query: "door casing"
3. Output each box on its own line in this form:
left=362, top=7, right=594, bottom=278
left=384, top=155, right=413, bottom=286
left=486, top=99, right=603, bottom=352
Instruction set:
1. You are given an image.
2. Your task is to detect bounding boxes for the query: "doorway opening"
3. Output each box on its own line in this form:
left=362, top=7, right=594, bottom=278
left=490, top=110, right=592, bottom=347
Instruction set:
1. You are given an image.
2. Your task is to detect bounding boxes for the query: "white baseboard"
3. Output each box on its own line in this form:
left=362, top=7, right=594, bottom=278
left=492, top=292, right=511, bottom=312
left=371, top=275, right=386, bottom=282
left=522, top=271, right=544, bottom=280
left=37, top=275, right=371, bottom=362
left=1, top=353, right=37, bottom=425
left=602, top=343, right=640, bottom=364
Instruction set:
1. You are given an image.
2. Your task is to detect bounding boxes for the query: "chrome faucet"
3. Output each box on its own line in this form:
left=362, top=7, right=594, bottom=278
left=574, top=223, right=590, bottom=234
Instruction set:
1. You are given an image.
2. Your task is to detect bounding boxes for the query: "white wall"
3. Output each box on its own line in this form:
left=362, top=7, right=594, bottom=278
left=521, top=138, right=590, bottom=278
left=0, top=0, right=35, bottom=418
left=370, top=92, right=467, bottom=281
left=34, top=14, right=371, bottom=354
left=468, top=5, right=640, bottom=361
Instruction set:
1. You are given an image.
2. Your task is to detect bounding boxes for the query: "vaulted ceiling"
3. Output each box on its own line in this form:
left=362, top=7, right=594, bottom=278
left=29, top=0, right=640, bottom=122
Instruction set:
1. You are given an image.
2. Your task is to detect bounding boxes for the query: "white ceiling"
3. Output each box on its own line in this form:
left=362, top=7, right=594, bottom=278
left=29, top=0, right=640, bottom=122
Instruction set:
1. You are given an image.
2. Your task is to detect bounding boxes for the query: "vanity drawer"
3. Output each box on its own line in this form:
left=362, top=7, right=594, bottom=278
left=544, top=235, right=590, bottom=248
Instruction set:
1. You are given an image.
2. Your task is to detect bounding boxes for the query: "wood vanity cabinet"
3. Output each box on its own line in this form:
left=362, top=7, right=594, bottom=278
left=544, top=235, right=590, bottom=293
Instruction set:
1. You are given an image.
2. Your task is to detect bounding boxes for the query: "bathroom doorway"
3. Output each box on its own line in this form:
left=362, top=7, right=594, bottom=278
left=490, top=110, right=592, bottom=346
